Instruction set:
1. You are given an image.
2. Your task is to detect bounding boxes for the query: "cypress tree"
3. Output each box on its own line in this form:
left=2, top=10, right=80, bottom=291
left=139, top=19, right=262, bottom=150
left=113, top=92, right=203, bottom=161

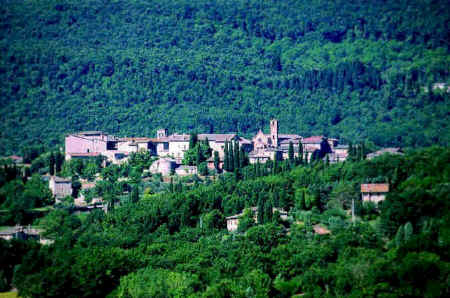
left=176, top=181, right=183, bottom=192
left=169, top=178, right=174, bottom=193
left=273, top=154, right=279, bottom=174
left=272, top=191, right=279, bottom=208
left=49, top=152, right=55, bottom=176
left=228, top=141, right=234, bottom=172
left=213, top=151, right=220, bottom=171
left=348, top=142, right=354, bottom=161
left=256, top=161, right=261, bottom=177
left=264, top=200, right=273, bottom=223
left=55, top=152, right=64, bottom=173
left=189, top=133, right=198, bottom=149
left=299, top=141, right=304, bottom=164
left=257, top=196, right=264, bottom=224
left=288, top=141, right=294, bottom=164
left=130, top=185, right=139, bottom=203
left=234, top=141, right=240, bottom=170
left=224, top=141, right=229, bottom=171
left=239, top=147, right=246, bottom=168
left=196, top=145, right=201, bottom=166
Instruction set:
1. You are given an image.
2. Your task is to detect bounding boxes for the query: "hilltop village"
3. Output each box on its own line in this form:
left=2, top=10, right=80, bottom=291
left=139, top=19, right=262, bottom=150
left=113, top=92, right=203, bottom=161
left=1, top=118, right=403, bottom=217
left=65, top=119, right=350, bottom=173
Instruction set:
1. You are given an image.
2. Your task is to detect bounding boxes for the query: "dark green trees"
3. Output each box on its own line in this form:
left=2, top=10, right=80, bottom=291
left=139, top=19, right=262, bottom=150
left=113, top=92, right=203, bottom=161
left=183, top=135, right=211, bottom=166
left=48, top=152, right=55, bottom=176
left=288, top=141, right=295, bottom=165
left=213, top=151, right=220, bottom=172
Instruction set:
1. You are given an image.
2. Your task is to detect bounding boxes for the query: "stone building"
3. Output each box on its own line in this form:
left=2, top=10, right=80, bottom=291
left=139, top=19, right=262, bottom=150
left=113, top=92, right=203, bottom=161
left=155, top=134, right=190, bottom=164
left=49, top=176, right=72, bottom=200
left=249, top=119, right=301, bottom=164
left=149, top=158, right=177, bottom=176
left=198, top=134, right=252, bottom=159
left=65, top=131, right=119, bottom=160
left=361, top=183, right=389, bottom=204
left=301, top=136, right=339, bottom=161
left=327, top=145, right=349, bottom=163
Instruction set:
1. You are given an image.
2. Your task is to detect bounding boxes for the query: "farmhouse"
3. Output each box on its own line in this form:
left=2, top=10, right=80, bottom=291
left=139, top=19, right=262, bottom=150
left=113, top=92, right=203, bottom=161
left=361, top=183, right=389, bottom=204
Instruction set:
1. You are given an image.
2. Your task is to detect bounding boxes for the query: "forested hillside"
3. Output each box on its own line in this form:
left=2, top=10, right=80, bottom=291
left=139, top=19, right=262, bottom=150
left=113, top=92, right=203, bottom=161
left=0, top=0, right=449, bottom=153
left=1, top=147, right=449, bottom=296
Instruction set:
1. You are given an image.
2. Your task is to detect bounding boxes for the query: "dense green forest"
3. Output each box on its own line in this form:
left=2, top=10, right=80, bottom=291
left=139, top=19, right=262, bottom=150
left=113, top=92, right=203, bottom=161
left=0, top=0, right=449, bottom=154
left=1, top=147, right=449, bottom=296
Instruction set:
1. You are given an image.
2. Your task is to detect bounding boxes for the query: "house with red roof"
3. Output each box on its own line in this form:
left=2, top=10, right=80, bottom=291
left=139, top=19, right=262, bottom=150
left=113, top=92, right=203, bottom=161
left=361, top=183, right=389, bottom=204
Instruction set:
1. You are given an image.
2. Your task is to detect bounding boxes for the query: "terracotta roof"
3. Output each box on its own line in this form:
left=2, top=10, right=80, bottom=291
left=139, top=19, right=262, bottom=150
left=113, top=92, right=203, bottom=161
left=302, top=136, right=324, bottom=144
left=313, top=224, right=331, bottom=235
left=361, top=183, right=389, bottom=193
left=81, top=183, right=96, bottom=189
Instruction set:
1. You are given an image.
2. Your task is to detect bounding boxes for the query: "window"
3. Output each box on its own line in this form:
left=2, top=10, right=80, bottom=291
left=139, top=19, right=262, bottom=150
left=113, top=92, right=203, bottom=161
left=163, top=143, right=169, bottom=150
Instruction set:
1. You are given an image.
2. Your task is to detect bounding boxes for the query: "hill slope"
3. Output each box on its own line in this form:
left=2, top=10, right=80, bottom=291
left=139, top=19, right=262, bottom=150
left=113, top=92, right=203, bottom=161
left=0, top=0, right=449, bottom=153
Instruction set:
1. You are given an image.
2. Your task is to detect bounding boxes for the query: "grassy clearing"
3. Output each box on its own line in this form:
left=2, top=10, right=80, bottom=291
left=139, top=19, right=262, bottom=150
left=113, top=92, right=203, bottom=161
left=0, top=291, right=19, bottom=298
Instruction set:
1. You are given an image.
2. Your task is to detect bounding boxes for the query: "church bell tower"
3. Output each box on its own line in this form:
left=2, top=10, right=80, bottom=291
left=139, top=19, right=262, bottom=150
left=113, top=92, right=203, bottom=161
left=270, top=119, right=278, bottom=147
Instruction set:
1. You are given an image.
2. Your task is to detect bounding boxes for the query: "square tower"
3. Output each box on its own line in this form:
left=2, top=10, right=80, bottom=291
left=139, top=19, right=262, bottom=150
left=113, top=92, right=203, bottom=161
left=270, top=119, right=278, bottom=147
left=156, top=128, right=168, bottom=138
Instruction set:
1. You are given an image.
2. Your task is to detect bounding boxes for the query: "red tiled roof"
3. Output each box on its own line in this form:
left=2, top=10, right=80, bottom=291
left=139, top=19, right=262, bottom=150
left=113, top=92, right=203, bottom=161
left=302, top=136, right=324, bottom=144
left=82, top=183, right=96, bottom=189
left=313, top=224, right=331, bottom=235
left=361, top=183, right=389, bottom=193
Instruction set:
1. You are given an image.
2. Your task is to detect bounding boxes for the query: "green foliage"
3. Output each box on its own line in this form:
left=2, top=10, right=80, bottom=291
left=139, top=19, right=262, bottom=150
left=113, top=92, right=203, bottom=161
left=116, top=268, right=199, bottom=298
left=8, top=147, right=450, bottom=297
left=183, top=138, right=211, bottom=166
left=237, top=208, right=255, bottom=233
left=0, top=0, right=448, bottom=155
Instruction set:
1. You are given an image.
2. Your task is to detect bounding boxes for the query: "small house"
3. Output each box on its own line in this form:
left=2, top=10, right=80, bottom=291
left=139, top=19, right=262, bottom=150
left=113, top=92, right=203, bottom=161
left=361, top=183, right=389, bottom=204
